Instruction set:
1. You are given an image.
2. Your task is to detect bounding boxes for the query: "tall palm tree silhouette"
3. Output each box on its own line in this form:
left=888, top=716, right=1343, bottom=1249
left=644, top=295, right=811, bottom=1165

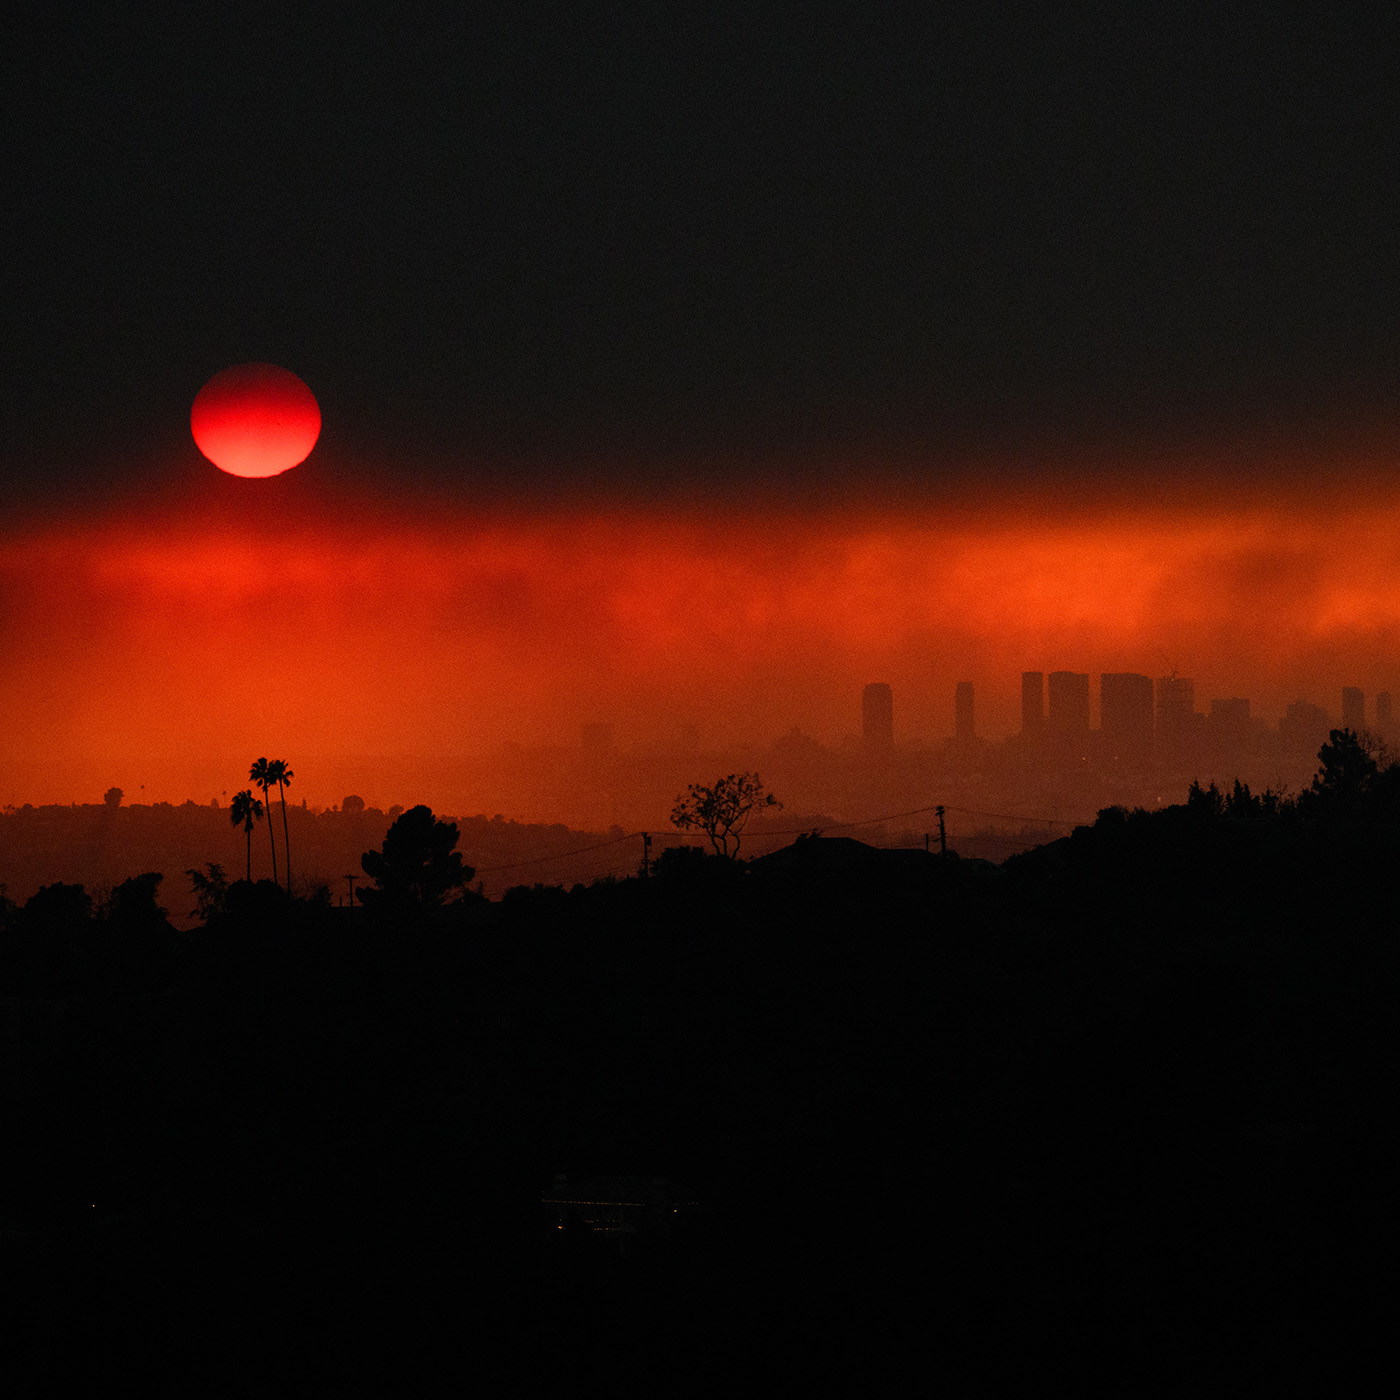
left=249, top=758, right=278, bottom=887
left=267, top=759, right=294, bottom=893
left=229, top=789, right=264, bottom=882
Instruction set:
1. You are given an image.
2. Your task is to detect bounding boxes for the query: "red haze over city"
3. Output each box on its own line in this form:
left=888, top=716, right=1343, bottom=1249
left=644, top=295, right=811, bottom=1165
left=2, top=441, right=1396, bottom=822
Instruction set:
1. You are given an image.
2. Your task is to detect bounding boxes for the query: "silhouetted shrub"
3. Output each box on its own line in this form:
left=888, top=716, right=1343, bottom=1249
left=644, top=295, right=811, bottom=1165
left=360, top=805, right=474, bottom=911
left=21, top=882, right=93, bottom=936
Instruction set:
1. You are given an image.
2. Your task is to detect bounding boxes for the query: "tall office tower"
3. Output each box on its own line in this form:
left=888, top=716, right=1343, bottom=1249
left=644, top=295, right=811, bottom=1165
left=1281, top=699, right=1331, bottom=753
left=1378, top=691, right=1393, bottom=726
left=1021, top=671, right=1045, bottom=737
left=1342, top=687, right=1365, bottom=730
left=955, top=681, right=975, bottom=741
left=1100, top=673, right=1154, bottom=754
left=1155, top=676, right=1196, bottom=745
left=862, top=682, right=894, bottom=750
left=1047, top=671, right=1090, bottom=737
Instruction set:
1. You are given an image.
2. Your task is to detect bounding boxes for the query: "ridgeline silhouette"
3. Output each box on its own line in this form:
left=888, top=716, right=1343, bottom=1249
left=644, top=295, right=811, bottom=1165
left=0, top=732, right=1396, bottom=1386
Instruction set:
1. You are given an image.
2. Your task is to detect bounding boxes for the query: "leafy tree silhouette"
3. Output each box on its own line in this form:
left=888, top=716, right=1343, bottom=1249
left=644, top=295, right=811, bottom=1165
left=230, top=789, right=265, bottom=882
left=359, top=805, right=473, bottom=910
left=670, top=773, right=781, bottom=858
left=1186, top=779, right=1225, bottom=819
left=187, top=863, right=230, bottom=922
left=267, top=758, right=294, bottom=893
left=249, top=758, right=279, bottom=887
left=21, top=882, right=93, bottom=934
left=103, top=786, right=122, bottom=809
left=1310, top=726, right=1378, bottom=811
left=104, top=872, right=168, bottom=932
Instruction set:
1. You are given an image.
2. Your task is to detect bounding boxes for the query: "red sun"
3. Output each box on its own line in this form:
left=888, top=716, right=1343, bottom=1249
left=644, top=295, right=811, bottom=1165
left=191, top=363, right=321, bottom=478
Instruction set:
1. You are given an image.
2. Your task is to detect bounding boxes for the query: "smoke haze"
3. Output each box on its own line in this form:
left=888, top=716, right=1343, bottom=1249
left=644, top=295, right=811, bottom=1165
left=4, top=450, right=1397, bottom=818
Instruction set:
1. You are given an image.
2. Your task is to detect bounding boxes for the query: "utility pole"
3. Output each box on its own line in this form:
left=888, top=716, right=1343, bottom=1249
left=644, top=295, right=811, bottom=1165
left=936, top=805, right=947, bottom=859
left=344, top=873, right=359, bottom=908
left=642, top=831, right=652, bottom=878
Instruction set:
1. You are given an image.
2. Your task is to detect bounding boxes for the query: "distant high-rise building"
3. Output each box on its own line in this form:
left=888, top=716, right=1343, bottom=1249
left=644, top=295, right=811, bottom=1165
left=1280, top=699, right=1331, bottom=753
left=955, top=681, right=975, bottom=742
left=1342, top=687, right=1364, bottom=730
left=1047, top=671, right=1090, bottom=737
left=1100, top=673, right=1154, bottom=754
left=1378, top=691, right=1393, bottom=726
left=1021, top=671, right=1044, bottom=738
left=862, top=682, right=894, bottom=750
left=1155, top=676, right=1196, bottom=745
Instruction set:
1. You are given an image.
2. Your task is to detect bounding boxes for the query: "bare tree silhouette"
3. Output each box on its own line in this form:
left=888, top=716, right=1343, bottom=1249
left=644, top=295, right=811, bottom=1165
left=670, top=772, right=781, bottom=858
left=267, top=758, right=294, bottom=893
left=249, top=758, right=278, bottom=887
left=230, top=789, right=265, bottom=882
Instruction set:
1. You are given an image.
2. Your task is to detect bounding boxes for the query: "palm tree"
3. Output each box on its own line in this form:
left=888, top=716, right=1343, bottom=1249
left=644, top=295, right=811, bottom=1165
left=230, top=790, right=264, bottom=882
left=249, top=758, right=278, bottom=887
left=267, top=759, right=294, bottom=894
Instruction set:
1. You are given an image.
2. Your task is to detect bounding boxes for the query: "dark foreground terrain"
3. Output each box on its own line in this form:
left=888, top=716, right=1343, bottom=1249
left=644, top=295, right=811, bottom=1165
left=2, top=761, right=1398, bottom=1390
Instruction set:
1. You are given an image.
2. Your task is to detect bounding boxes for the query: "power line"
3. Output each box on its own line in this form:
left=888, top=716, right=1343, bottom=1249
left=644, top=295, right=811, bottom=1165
left=943, top=804, right=1086, bottom=828
left=475, top=830, right=639, bottom=875
left=753, top=802, right=946, bottom=839
left=474, top=797, right=1087, bottom=879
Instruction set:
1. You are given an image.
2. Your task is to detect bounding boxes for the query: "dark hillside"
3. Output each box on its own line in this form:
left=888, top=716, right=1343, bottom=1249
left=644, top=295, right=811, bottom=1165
left=1, top=780, right=1396, bottom=1387
left=0, top=801, right=625, bottom=914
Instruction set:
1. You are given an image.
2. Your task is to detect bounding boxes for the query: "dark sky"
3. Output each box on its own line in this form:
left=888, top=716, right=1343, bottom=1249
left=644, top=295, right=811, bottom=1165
left=5, top=4, right=1400, bottom=494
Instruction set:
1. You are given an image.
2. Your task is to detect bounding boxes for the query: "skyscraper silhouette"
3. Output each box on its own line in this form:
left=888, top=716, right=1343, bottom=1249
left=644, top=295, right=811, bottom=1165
left=1021, top=671, right=1044, bottom=740
left=1100, top=673, right=1153, bottom=758
left=1155, top=676, right=1196, bottom=750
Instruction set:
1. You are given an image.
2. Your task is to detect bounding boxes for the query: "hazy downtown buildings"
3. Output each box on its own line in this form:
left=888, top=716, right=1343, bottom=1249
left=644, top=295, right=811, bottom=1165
left=955, top=682, right=975, bottom=743
left=1155, top=676, right=1196, bottom=751
left=1379, top=691, right=1394, bottom=727
left=862, top=682, right=894, bottom=751
left=1021, top=672, right=1044, bottom=740
left=1281, top=699, right=1331, bottom=753
left=1047, top=672, right=1090, bottom=740
left=1100, top=673, right=1154, bottom=758
left=1342, top=687, right=1364, bottom=730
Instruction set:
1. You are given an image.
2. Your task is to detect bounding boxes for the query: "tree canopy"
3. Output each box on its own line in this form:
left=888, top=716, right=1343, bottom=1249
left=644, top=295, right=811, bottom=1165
left=359, top=805, right=474, bottom=910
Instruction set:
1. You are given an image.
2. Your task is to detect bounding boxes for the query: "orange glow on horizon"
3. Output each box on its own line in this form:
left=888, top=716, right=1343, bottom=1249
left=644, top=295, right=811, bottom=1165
left=3, top=477, right=1399, bottom=807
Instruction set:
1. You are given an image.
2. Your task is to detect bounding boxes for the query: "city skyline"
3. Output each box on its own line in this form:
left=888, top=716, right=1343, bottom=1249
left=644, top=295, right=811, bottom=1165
left=5, top=13, right=1398, bottom=1383
left=9, top=14, right=1400, bottom=816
